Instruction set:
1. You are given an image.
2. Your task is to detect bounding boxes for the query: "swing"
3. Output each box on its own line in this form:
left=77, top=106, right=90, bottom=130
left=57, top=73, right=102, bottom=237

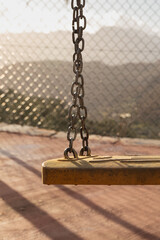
left=42, top=0, right=160, bottom=185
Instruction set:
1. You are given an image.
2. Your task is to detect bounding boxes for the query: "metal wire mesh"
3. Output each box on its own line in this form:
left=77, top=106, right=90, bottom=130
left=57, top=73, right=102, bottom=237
left=0, top=0, right=160, bottom=139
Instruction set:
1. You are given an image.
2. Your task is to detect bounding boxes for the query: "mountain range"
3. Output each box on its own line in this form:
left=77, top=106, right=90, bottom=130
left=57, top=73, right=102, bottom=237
left=1, top=59, right=160, bottom=124
left=0, top=26, right=160, bottom=66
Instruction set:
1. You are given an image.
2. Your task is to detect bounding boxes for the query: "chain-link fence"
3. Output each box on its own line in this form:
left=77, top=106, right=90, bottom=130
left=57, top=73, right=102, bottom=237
left=0, top=0, right=160, bottom=139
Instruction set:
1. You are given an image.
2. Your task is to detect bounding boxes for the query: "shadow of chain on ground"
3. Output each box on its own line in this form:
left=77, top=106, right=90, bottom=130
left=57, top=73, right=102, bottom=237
left=1, top=150, right=160, bottom=240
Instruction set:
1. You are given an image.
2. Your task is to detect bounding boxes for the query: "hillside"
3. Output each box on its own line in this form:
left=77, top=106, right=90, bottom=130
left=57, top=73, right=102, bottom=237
left=1, top=26, right=160, bottom=65
left=136, top=74, right=160, bottom=123
left=1, top=60, right=160, bottom=124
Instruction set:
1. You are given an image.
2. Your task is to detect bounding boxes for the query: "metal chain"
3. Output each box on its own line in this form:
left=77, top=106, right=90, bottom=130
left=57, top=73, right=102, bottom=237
left=64, top=0, right=91, bottom=159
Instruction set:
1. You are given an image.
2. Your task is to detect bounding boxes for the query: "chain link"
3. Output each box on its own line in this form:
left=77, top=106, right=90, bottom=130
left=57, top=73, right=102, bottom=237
left=64, top=0, right=91, bottom=159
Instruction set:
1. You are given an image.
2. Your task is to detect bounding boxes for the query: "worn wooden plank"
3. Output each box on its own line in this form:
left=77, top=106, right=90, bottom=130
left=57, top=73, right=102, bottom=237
left=42, top=155, right=160, bottom=185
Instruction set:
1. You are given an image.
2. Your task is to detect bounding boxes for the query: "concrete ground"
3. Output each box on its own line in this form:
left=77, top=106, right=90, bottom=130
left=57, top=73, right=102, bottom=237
left=0, top=128, right=160, bottom=240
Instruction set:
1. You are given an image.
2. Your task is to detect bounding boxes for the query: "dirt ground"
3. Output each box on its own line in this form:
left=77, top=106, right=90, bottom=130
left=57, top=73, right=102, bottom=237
left=0, top=130, right=160, bottom=240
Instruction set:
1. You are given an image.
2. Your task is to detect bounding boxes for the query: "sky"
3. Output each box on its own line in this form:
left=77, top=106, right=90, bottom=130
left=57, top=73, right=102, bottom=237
left=0, top=0, right=160, bottom=35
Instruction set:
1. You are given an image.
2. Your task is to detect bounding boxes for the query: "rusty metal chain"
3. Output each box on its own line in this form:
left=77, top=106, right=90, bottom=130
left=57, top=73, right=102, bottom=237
left=64, top=0, right=91, bottom=159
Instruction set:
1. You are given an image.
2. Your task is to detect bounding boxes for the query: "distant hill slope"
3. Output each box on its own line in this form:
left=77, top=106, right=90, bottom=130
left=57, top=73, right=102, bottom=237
left=1, top=60, right=160, bottom=124
left=136, top=74, right=160, bottom=123
left=0, top=26, right=160, bottom=65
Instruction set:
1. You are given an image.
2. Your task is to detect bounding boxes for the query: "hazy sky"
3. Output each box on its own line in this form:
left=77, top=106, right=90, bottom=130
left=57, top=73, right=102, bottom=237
left=0, top=0, right=160, bottom=35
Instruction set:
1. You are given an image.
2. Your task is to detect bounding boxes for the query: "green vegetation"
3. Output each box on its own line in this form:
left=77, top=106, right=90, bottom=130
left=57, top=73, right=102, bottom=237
left=0, top=89, right=159, bottom=139
left=88, top=119, right=136, bottom=138
left=0, top=89, right=68, bottom=131
left=88, top=119, right=160, bottom=139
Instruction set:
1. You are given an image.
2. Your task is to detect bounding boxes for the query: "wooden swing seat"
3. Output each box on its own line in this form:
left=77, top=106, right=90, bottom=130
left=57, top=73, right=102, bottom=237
left=42, top=155, right=160, bottom=185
